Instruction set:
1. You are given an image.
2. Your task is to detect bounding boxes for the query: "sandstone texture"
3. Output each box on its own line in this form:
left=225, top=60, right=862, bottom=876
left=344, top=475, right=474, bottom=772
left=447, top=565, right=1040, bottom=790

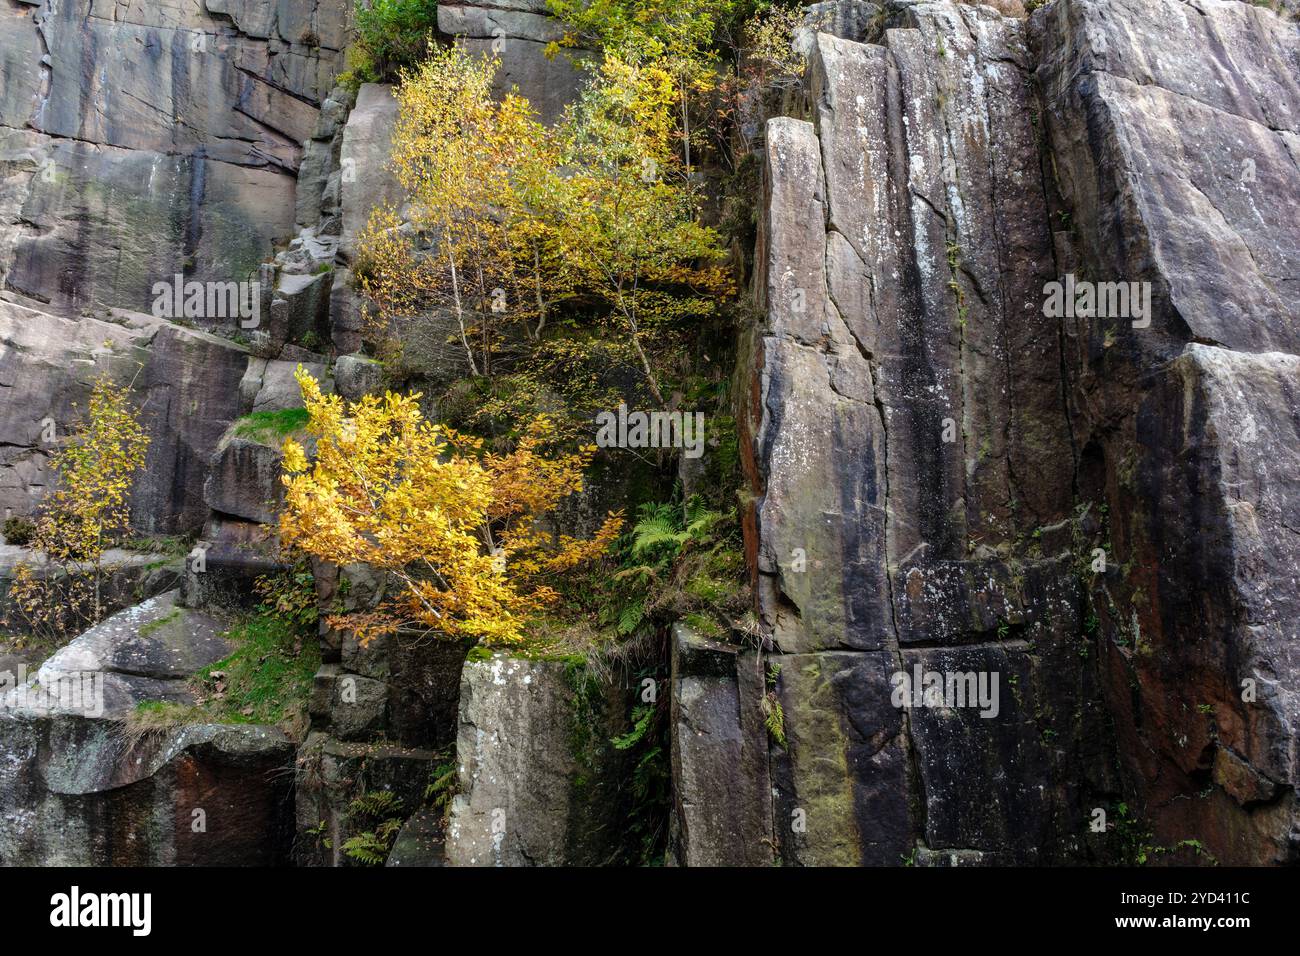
left=714, top=0, right=1300, bottom=866
left=445, top=652, right=629, bottom=866
left=0, top=0, right=1296, bottom=870
left=0, top=0, right=351, bottom=319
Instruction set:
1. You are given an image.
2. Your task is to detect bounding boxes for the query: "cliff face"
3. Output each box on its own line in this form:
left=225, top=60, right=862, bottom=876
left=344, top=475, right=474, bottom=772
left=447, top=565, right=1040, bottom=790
left=732, top=1, right=1112, bottom=866
left=0, top=0, right=353, bottom=535
left=0, top=0, right=348, bottom=316
left=724, top=0, right=1299, bottom=866
left=0, top=0, right=1296, bottom=867
left=1034, top=0, right=1300, bottom=864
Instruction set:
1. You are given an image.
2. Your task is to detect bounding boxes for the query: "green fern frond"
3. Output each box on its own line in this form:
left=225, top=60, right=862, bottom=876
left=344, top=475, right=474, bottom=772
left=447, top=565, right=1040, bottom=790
left=611, top=704, right=655, bottom=750
left=761, top=691, right=786, bottom=749
left=342, top=832, right=389, bottom=866
left=631, top=516, right=687, bottom=556
left=347, top=789, right=402, bottom=820
left=617, top=600, right=645, bottom=635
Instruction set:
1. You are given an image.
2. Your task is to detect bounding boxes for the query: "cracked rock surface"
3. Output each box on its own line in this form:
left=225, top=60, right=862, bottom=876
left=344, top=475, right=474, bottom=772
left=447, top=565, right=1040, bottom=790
left=706, top=0, right=1300, bottom=866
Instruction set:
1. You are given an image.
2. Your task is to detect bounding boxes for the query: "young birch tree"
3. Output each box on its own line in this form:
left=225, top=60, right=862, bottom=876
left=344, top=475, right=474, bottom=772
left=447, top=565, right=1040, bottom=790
left=357, top=46, right=731, bottom=408
left=5, top=375, right=150, bottom=642
left=279, top=368, right=622, bottom=646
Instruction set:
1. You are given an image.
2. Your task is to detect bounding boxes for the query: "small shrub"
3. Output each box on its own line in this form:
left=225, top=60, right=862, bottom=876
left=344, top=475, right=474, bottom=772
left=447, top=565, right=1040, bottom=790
left=337, top=0, right=439, bottom=91
left=3, top=376, right=150, bottom=642
left=3, top=516, right=35, bottom=546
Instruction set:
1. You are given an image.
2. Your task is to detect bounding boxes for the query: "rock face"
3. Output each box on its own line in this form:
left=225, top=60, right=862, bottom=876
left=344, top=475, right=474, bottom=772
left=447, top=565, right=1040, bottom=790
left=709, top=0, right=1300, bottom=867
left=1030, top=0, right=1300, bottom=865
left=0, top=297, right=253, bottom=534
left=0, top=0, right=1293, bottom=871
left=730, top=3, right=1115, bottom=866
left=0, top=0, right=351, bottom=319
left=0, top=0, right=605, bottom=870
left=668, top=624, right=773, bottom=866
left=0, top=592, right=295, bottom=865
left=445, top=653, right=628, bottom=866
left=338, top=83, right=403, bottom=264
left=437, top=1, right=587, bottom=125
left=291, top=563, right=475, bottom=866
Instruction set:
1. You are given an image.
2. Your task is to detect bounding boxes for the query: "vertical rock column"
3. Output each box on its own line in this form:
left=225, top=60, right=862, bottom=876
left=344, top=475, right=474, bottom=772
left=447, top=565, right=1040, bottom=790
left=1032, top=0, right=1300, bottom=865
left=720, top=2, right=1122, bottom=866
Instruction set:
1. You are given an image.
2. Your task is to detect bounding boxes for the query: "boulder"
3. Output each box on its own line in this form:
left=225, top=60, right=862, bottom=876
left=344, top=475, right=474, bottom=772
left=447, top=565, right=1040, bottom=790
left=445, top=653, right=628, bottom=866
left=242, top=358, right=331, bottom=413
left=385, top=808, right=448, bottom=866
left=0, top=591, right=295, bottom=865
left=204, top=435, right=289, bottom=526
left=268, top=271, right=333, bottom=351
left=180, top=515, right=283, bottom=611
left=334, top=354, right=386, bottom=401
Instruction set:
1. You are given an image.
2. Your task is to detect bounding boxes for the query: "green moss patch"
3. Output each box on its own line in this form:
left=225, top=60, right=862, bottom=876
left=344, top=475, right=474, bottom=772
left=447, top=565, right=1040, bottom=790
left=196, top=611, right=320, bottom=726
left=232, top=408, right=310, bottom=444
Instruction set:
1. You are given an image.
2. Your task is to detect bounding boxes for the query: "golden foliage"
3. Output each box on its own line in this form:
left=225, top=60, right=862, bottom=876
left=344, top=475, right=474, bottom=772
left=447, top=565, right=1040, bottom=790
left=279, top=368, right=622, bottom=645
left=355, top=44, right=732, bottom=404
left=5, top=375, right=150, bottom=642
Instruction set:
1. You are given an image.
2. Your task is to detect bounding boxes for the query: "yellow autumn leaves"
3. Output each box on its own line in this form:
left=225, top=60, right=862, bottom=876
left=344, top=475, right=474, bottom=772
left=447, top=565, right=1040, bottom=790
left=280, top=368, right=622, bottom=645
left=6, top=376, right=150, bottom=640
left=356, top=44, right=732, bottom=405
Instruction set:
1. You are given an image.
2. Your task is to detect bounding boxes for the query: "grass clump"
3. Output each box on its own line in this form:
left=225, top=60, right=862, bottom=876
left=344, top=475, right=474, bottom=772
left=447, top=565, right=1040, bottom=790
left=195, top=611, right=320, bottom=726
left=119, top=700, right=207, bottom=748
left=122, top=611, right=319, bottom=739
left=117, top=534, right=194, bottom=557
left=232, top=408, right=310, bottom=444
left=120, top=571, right=321, bottom=742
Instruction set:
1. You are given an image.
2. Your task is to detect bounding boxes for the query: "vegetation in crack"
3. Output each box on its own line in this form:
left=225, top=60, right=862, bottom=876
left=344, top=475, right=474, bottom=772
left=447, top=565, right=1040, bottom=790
left=338, top=0, right=440, bottom=91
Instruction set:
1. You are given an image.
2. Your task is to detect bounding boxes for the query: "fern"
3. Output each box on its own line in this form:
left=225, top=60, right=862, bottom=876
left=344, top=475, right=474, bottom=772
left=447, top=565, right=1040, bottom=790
left=611, top=704, right=655, bottom=750
left=617, top=600, right=646, bottom=635
left=342, top=827, right=395, bottom=866
left=761, top=691, right=786, bottom=749
left=630, top=498, right=724, bottom=560
left=347, top=789, right=402, bottom=819
left=631, top=504, right=686, bottom=557
left=423, top=758, right=458, bottom=811
left=342, top=792, right=407, bottom=866
left=683, top=500, right=724, bottom=540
